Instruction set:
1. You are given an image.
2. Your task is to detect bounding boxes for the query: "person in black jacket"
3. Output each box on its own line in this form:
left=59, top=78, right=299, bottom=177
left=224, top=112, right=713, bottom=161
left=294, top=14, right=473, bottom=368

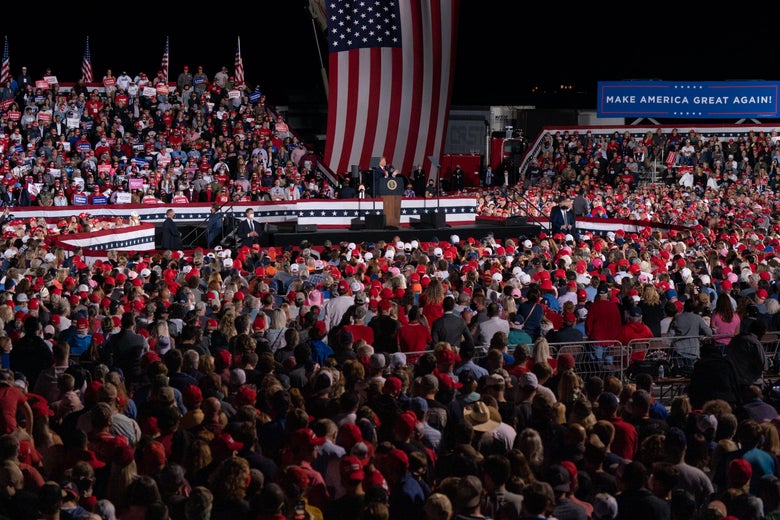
left=161, top=208, right=183, bottom=250
left=725, top=318, right=768, bottom=393
left=206, top=203, right=224, bottom=249
left=102, top=312, right=148, bottom=390
left=687, top=339, right=741, bottom=409
left=549, top=195, right=576, bottom=237
left=431, top=296, right=474, bottom=351
left=615, top=461, right=671, bottom=520
left=9, top=316, right=53, bottom=389
left=236, top=207, right=261, bottom=248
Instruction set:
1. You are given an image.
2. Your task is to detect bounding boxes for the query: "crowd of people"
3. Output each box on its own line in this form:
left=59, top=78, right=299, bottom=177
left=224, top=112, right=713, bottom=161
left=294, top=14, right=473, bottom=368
left=0, top=64, right=332, bottom=208
left=5, top=63, right=780, bottom=520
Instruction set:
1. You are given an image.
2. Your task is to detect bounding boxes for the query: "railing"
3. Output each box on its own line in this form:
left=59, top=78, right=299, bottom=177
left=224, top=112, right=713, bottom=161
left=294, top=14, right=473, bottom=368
left=546, top=340, right=626, bottom=383
left=399, top=330, right=780, bottom=385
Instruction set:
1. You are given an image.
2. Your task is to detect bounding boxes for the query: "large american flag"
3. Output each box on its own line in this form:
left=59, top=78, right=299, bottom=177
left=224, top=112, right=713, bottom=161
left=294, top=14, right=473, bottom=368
left=81, top=36, right=93, bottom=83
left=323, top=0, right=458, bottom=177
left=0, top=36, right=9, bottom=87
left=234, top=36, right=244, bottom=86
left=161, top=36, right=169, bottom=84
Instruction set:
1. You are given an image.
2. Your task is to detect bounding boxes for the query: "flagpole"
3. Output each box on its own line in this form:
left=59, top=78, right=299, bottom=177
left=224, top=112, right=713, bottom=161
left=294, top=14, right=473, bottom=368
left=307, top=5, right=328, bottom=100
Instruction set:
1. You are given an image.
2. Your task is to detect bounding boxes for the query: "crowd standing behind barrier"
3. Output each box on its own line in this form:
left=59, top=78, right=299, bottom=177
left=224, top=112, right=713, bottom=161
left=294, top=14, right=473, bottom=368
left=6, top=66, right=780, bottom=519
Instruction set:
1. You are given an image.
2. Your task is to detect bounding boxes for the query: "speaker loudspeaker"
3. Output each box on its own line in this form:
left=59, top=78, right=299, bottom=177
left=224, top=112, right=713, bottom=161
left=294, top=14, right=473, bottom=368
left=364, top=213, right=386, bottom=229
left=295, top=224, right=317, bottom=233
left=420, top=211, right=446, bottom=228
left=351, top=165, right=360, bottom=179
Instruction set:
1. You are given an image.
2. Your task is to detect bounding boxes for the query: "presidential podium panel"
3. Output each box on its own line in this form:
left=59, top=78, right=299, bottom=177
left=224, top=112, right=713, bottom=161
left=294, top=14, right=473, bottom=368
left=378, top=176, right=404, bottom=228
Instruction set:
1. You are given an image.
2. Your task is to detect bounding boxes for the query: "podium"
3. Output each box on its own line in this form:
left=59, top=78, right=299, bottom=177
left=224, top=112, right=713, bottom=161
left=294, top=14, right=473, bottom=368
left=378, top=177, right=404, bottom=228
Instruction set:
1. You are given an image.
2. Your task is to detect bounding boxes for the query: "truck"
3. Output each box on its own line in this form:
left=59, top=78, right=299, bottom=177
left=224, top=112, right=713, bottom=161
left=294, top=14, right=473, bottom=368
left=489, top=126, right=528, bottom=176
left=440, top=106, right=530, bottom=190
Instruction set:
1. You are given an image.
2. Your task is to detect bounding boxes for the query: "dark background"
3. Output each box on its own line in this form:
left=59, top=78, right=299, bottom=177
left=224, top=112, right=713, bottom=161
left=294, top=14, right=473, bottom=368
left=4, top=3, right=775, bottom=117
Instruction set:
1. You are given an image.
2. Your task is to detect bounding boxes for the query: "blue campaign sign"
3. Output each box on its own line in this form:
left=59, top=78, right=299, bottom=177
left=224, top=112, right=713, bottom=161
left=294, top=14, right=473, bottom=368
left=597, top=81, right=780, bottom=119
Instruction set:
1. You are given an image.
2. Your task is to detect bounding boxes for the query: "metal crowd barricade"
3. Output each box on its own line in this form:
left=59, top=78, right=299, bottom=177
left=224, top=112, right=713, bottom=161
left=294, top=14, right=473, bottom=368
left=625, top=336, right=675, bottom=376
left=762, top=331, right=780, bottom=375
left=624, top=334, right=725, bottom=376
left=549, top=340, right=625, bottom=382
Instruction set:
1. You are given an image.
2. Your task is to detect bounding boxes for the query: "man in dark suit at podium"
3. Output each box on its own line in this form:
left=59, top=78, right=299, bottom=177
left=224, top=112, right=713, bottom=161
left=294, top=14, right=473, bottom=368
left=236, top=207, right=261, bottom=247
left=372, top=156, right=388, bottom=197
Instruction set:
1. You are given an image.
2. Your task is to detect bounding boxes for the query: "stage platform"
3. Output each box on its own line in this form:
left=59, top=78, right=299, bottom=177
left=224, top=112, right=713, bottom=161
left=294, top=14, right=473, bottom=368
left=266, top=222, right=542, bottom=248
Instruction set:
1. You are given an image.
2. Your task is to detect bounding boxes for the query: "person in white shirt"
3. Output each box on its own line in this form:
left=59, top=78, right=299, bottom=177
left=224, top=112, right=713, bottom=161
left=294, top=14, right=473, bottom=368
left=116, top=71, right=132, bottom=91
left=678, top=168, right=694, bottom=188
left=476, top=303, right=510, bottom=347
left=322, top=280, right=355, bottom=331
left=269, top=179, right=287, bottom=201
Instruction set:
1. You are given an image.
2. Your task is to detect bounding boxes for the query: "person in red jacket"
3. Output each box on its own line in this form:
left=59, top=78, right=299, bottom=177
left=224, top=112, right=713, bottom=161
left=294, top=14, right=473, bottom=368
left=621, top=306, right=654, bottom=345
left=398, top=305, right=432, bottom=362
left=596, top=391, right=638, bottom=461
left=585, top=283, right=623, bottom=366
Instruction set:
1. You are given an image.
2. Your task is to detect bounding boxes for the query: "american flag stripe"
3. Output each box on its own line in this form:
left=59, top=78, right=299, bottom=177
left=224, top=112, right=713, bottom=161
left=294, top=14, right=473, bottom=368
left=0, top=36, right=10, bottom=87
left=161, top=36, right=169, bottom=84
left=234, top=36, right=245, bottom=85
left=324, top=0, right=458, bottom=177
left=81, top=36, right=93, bottom=83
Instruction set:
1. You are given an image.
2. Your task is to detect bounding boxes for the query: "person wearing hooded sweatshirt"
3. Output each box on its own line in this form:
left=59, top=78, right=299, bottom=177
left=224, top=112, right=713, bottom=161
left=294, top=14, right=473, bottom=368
left=621, top=306, right=654, bottom=345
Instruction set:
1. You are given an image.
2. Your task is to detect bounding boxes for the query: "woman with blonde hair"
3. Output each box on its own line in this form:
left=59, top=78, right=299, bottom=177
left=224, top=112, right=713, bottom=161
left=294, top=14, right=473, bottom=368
left=501, top=291, right=517, bottom=316
left=759, top=421, right=780, bottom=458
left=0, top=304, right=13, bottom=328
left=528, top=336, right=557, bottom=371
left=106, top=444, right=138, bottom=512
left=209, top=456, right=251, bottom=511
left=568, top=396, right=596, bottom=430
left=210, top=310, right=237, bottom=352
left=207, top=271, right=223, bottom=294
left=552, top=402, right=567, bottom=425
left=264, top=308, right=288, bottom=354
left=558, top=369, right=584, bottom=410
left=198, top=354, right=216, bottom=377
left=668, top=395, right=692, bottom=430
left=184, top=438, right=213, bottom=479
left=514, top=428, right=544, bottom=478
left=638, top=283, right=665, bottom=337
left=506, top=448, right=537, bottom=486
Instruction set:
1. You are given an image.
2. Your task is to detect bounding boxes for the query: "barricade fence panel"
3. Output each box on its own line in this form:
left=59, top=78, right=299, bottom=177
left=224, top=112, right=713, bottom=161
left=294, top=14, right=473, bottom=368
left=395, top=331, right=780, bottom=390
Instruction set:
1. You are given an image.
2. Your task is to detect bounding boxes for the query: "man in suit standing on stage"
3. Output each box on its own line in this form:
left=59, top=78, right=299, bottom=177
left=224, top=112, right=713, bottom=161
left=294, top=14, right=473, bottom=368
left=161, top=208, right=183, bottom=250
left=237, top=207, right=261, bottom=247
left=206, top=203, right=224, bottom=249
left=550, top=195, right=576, bottom=236
left=451, top=164, right=465, bottom=193
left=372, top=156, right=388, bottom=197
left=410, top=164, right=427, bottom=197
